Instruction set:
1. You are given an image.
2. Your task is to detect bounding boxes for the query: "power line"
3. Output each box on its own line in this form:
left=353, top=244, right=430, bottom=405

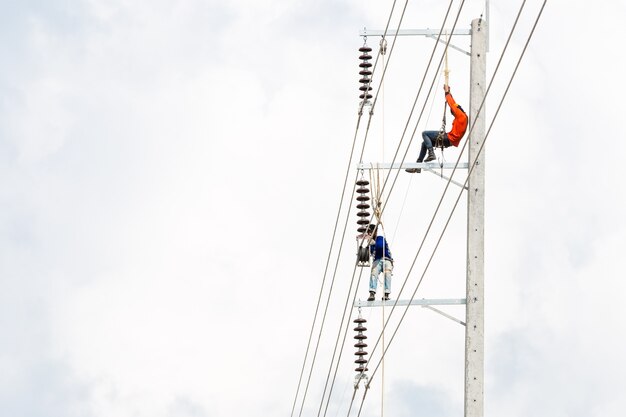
left=362, top=0, right=529, bottom=374
left=303, top=2, right=415, bottom=416
left=334, top=0, right=470, bottom=412
left=316, top=1, right=467, bottom=415
left=290, top=1, right=409, bottom=415
left=294, top=0, right=547, bottom=414
left=352, top=2, right=547, bottom=415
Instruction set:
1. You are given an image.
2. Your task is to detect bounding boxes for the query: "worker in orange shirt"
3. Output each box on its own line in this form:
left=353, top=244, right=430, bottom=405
left=407, top=84, right=468, bottom=173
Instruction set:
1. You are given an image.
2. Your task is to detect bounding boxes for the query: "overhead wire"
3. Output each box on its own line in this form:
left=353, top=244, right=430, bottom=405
left=350, top=0, right=465, bottom=330
left=389, top=72, right=442, bottom=245
left=364, top=0, right=528, bottom=369
left=374, top=0, right=464, bottom=205
left=340, top=0, right=467, bottom=412
left=363, top=0, right=526, bottom=383
left=351, top=2, right=547, bottom=415
left=322, top=0, right=462, bottom=412
left=311, top=3, right=414, bottom=416
left=315, top=0, right=467, bottom=413
left=291, top=1, right=409, bottom=416
left=322, top=1, right=464, bottom=416
left=339, top=4, right=473, bottom=396
left=295, top=0, right=545, bottom=413
left=376, top=7, right=464, bottom=214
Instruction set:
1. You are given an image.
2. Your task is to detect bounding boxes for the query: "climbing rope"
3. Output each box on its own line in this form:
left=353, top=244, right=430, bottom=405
left=435, top=30, right=450, bottom=165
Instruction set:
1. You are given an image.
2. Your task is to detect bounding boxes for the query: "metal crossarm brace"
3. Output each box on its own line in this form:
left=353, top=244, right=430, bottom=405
left=425, top=34, right=470, bottom=56
left=425, top=168, right=469, bottom=190
left=423, top=305, right=466, bottom=326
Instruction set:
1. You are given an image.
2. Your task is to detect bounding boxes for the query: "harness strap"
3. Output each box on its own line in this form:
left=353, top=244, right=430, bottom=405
left=436, top=101, right=448, bottom=152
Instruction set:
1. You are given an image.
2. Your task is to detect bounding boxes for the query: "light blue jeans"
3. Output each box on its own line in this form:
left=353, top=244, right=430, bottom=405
left=370, top=259, right=393, bottom=294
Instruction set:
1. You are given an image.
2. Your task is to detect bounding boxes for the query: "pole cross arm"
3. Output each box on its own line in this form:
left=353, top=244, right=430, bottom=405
left=354, top=298, right=466, bottom=308
left=357, top=162, right=469, bottom=170
left=359, top=29, right=471, bottom=37
left=359, top=28, right=471, bottom=56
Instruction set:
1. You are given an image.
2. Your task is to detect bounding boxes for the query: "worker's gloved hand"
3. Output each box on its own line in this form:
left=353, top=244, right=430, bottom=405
left=443, top=84, right=450, bottom=94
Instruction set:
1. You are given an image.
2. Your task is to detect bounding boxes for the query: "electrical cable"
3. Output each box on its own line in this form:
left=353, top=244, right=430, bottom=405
left=321, top=1, right=464, bottom=414
left=320, top=1, right=465, bottom=415
left=290, top=101, right=364, bottom=417
left=352, top=3, right=547, bottom=415
left=365, top=0, right=526, bottom=382
left=377, top=2, right=465, bottom=213
left=291, top=1, right=408, bottom=415
left=390, top=73, right=442, bottom=245
left=296, top=0, right=542, bottom=411
left=350, top=0, right=464, bottom=314
left=373, top=0, right=462, bottom=203
left=308, top=3, right=414, bottom=415
left=338, top=0, right=467, bottom=411
left=366, top=1, right=528, bottom=369
left=313, top=263, right=366, bottom=417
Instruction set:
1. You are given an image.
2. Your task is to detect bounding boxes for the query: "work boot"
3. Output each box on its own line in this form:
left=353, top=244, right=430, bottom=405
left=424, top=148, right=436, bottom=162
left=405, top=160, right=422, bottom=173
left=382, top=293, right=390, bottom=301
left=367, top=291, right=375, bottom=301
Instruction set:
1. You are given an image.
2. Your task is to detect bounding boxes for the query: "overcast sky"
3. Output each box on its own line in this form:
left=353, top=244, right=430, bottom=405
left=1, top=1, right=625, bottom=417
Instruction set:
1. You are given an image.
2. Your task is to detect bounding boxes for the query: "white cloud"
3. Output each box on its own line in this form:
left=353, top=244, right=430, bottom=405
left=2, top=1, right=626, bottom=416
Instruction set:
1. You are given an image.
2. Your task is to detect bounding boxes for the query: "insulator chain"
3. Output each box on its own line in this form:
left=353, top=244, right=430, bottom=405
left=353, top=312, right=370, bottom=389
left=358, top=44, right=373, bottom=109
left=356, top=175, right=372, bottom=267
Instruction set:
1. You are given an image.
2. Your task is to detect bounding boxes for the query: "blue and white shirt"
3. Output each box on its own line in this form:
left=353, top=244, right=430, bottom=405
left=370, top=236, right=393, bottom=261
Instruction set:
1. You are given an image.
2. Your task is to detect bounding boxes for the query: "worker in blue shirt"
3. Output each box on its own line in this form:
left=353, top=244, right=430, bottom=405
left=366, top=224, right=393, bottom=301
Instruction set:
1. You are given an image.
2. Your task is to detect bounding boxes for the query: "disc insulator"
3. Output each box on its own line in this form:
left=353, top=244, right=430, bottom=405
left=359, top=69, right=372, bottom=76
left=356, top=203, right=370, bottom=210
left=357, top=219, right=369, bottom=226
left=356, top=195, right=370, bottom=202
left=354, top=350, right=368, bottom=356
left=356, top=187, right=369, bottom=193
left=359, top=77, right=371, bottom=84
left=359, top=53, right=372, bottom=60
left=354, top=358, right=367, bottom=365
left=359, top=93, right=373, bottom=99
left=354, top=333, right=367, bottom=340
left=356, top=211, right=370, bottom=218
left=355, top=366, right=369, bottom=372
left=354, top=341, right=367, bottom=348
left=359, top=85, right=373, bottom=92
left=353, top=318, right=367, bottom=323
left=356, top=179, right=369, bottom=186
left=359, top=61, right=372, bottom=68
left=357, top=226, right=367, bottom=233
left=354, top=325, right=367, bottom=332
left=359, top=46, right=372, bottom=53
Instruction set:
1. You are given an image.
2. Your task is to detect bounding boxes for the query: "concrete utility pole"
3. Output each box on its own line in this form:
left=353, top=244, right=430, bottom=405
left=465, top=17, right=487, bottom=417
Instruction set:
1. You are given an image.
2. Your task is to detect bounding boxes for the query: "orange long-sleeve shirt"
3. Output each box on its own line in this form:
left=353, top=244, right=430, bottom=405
left=445, top=92, right=468, bottom=147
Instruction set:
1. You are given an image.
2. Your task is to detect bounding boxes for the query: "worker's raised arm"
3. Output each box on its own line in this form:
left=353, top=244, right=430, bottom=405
left=444, top=86, right=465, bottom=118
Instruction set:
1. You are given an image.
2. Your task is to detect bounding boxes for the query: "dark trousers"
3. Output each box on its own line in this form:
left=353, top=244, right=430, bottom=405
left=418, top=130, right=450, bottom=161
